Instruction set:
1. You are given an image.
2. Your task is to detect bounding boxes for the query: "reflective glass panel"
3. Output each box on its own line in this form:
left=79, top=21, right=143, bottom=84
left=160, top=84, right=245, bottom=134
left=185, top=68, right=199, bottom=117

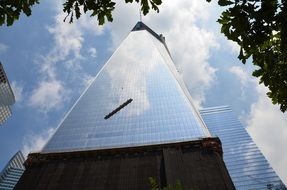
left=43, top=29, right=210, bottom=153
left=200, top=106, right=286, bottom=189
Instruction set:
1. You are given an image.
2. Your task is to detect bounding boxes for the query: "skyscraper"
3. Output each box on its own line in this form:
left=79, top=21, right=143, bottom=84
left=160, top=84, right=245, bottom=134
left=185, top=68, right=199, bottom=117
left=42, top=21, right=211, bottom=153
left=0, top=151, right=25, bottom=190
left=0, top=63, right=15, bottom=125
left=200, top=106, right=286, bottom=189
left=15, top=22, right=234, bottom=189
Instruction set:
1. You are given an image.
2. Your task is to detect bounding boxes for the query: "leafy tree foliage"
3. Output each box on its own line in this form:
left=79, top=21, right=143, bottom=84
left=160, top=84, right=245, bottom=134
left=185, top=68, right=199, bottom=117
left=63, top=0, right=161, bottom=24
left=207, top=0, right=287, bottom=112
left=0, top=0, right=161, bottom=26
left=0, top=0, right=39, bottom=26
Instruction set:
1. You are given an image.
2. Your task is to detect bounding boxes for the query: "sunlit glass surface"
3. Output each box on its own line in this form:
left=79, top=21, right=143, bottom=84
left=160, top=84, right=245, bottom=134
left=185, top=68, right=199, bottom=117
left=43, top=29, right=210, bottom=153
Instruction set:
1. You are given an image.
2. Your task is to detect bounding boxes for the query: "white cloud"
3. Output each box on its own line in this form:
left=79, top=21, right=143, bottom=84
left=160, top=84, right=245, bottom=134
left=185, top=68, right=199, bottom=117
left=75, top=12, right=105, bottom=35
left=22, top=128, right=56, bottom=156
left=246, top=85, right=287, bottom=185
left=29, top=5, right=103, bottom=112
left=47, top=12, right=84, bottom=60
left=229, top=66, right=256, bottom=99
left=229, top=66, right=249, bottom=87
left=0, top=43, right=8, bottom=54
left=166, top=25, right=218, bottom=107
left=226, top=40, right=240, bottom=55
left=88, top=47, right=97, bottom=58
left=155, top=1, right=219, bottom=107
left=10, top=81, right=24, bottom=103
left=28, top=80, right=69, bottom=113
left=45, top=5, right=104, bottom=61
left=107, top=0, right=220, bottom=107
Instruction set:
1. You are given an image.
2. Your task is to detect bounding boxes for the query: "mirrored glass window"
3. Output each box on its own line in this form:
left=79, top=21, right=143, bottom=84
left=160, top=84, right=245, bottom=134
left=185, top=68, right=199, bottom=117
left=43, top=30, right=210, bottom=153
left=200, top=106, right=285, bottom=189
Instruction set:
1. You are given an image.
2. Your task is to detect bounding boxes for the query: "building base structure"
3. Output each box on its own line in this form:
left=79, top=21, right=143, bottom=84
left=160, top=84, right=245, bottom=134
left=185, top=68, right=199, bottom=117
left=15, top=137, right=235, bottom=190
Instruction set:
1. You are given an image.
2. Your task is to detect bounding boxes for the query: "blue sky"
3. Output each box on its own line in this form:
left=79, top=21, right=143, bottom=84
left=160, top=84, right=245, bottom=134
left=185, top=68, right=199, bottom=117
left=0, top=0, right=286, bottom=184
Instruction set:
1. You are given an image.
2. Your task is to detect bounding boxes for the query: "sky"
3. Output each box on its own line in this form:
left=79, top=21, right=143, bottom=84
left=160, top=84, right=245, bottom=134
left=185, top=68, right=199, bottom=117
left=0, top=0, right=286, bottom=185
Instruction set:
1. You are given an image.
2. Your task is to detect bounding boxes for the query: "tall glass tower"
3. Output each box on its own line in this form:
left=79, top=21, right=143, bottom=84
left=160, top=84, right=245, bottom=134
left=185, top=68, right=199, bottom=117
left=0, top=63, right=15, bottom=125
left=15, top=22, right=234, bottom=190
left=200, top=106, right=286, bottom=189
left=42, top=22, right=210, bottom=153
left=0, top=151, right=25, bottom=190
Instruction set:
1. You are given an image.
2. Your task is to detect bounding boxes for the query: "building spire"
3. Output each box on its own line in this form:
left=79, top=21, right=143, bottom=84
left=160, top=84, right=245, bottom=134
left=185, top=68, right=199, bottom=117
left=139, top=7, right=142, bottom=22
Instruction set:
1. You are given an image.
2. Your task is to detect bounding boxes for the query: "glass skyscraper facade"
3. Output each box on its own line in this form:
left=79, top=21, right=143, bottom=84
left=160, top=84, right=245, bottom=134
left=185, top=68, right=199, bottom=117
left=200, top=106, right=286, bottom=189
left=0, top=63, right=15, bottom=125
left=15, top=22, right=235, bottom=190
left=0, top=151, right=25, bottom=190
left=43, top=22, right=210, bottom=153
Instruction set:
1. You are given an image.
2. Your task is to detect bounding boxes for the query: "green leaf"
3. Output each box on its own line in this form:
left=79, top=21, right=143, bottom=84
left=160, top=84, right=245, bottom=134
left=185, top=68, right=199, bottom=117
left=6, top=16, right=14, bottom=26
left=252, top=69, right=263, bottom=77
left=0, top=15, right=5, bottom=26
left=98, top=12, right=105, bottom=25
left=141, top=0, right=149, bottom=15
left=75, top=2, right=81, bottom=19
left=152, top=0, right=162, bottom=5
left=238, top=47, right=247, bottom=63
left=218, top=0, right=233, bottom=6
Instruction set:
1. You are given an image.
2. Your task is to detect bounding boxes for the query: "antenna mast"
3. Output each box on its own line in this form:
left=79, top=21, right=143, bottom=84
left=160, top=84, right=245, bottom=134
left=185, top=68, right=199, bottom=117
left=139, top=7, right=142, bottom=22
